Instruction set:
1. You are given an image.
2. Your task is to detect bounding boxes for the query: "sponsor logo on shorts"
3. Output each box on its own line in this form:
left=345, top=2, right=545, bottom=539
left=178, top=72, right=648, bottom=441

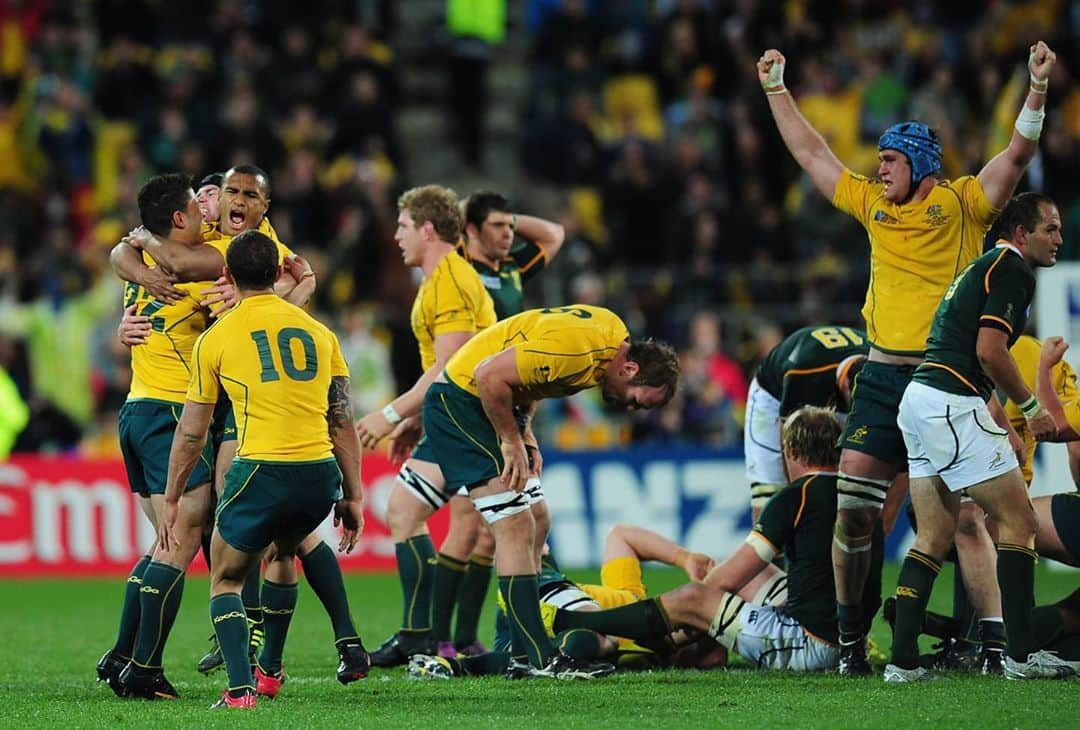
left=140, top=585, right=160, bottom=594
left=896, top=586, right=917, bottom=598
left=990, top=451, right=1004, bottom=470
left=846, top=425, right=869, bottom=445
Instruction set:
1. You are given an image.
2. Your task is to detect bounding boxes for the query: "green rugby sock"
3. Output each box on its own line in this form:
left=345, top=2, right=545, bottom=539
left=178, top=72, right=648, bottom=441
left=241, top=560, right=262, bottom=624
left=997, top=544, right=1037, bottom=661
left=432, top=553, right=467, bottom=641
left=301, top=541, right=359, bottom=641
left=540, top=550, right=561, bottom=574
left=499, top=574, right=554, bottom=668
left=395, top=535, right=435, bottom=631
left=258, top=580, right=297, bottom=674
left=454, top=555, right=493, bottom=646
left=918, top=607, right=962, bottom=640
left=554, top=598, right=671, bottom=642
left=1047, top=634, right=1080, bottom=661
left=555, top=628, right=602, bottom=660
left=460, top=651, right=509, bottom=676
left=132, top=561, right=185, bottom=668
left=889, top=550, right=940, bottom=670
left=1030, top=604, right=1067, bottom=650
left=211, top=592, right=254, bottom=692
left=112, top=554, right=151, bottom=658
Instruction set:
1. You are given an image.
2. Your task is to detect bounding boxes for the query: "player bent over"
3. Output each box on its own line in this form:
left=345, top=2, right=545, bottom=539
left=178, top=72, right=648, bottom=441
left=419, top=305, right=678, bottom=676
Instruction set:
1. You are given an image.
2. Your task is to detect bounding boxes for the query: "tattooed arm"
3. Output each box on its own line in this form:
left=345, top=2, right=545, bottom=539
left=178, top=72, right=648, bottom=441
left=327, top=375, right=365, bottom=551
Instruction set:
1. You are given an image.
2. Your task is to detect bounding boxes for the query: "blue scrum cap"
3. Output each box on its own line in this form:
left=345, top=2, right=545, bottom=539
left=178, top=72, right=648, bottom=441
left=878, top=122, right=942, bottom=185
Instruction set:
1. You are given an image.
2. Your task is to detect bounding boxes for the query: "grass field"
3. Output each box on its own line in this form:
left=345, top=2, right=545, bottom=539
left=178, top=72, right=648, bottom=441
left=0, top=563, right=1076, bottom=729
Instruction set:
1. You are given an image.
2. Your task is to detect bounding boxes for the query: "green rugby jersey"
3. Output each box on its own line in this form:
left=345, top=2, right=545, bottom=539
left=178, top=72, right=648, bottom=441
left=913, top=243, right=1034, bottom=400
left=752, top=472, right=881, bottom=643
left=460, top=237, right=547, bottom=319
left=755, top=326, right=867, bottom=416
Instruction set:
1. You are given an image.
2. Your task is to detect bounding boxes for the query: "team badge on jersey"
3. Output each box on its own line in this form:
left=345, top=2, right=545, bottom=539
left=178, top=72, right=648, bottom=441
left=924, top=204, right=950, bottom=227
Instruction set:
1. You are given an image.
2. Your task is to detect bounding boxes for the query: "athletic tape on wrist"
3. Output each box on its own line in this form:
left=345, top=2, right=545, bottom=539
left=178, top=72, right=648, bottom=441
left=761, top=60, right=785, bottom=93
left=1019, top=395, right=1040, bottom=417
left=1015, top=103, right=1045, bottom=141
left=382, top=402, right=403, bottom=425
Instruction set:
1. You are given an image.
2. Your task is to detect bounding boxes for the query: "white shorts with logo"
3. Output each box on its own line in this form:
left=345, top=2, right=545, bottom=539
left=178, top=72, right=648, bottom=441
left=733, top=603, right=839, bottom=671
left=897, top=380, right=1018, bottom=492
left=744, top=378, right=786, bottom=493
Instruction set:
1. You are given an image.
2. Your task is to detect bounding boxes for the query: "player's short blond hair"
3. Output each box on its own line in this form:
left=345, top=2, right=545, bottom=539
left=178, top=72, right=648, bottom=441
left=398, top=185, right=463, bottom=243
left=782, top=406, right=841, bottom=468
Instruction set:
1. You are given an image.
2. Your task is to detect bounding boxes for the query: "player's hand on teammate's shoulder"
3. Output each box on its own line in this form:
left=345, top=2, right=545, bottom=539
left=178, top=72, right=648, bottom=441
left=1029, top=40, right=1056, bottom=83
left=122, top=225, right=152, bottom=251
left=118, top=304, right=152, bottom=346
left=334, top=497, right=365, bottom=553
left=1040, top=336, right=1069, bottom=367
left=141, top=267, right=184, bottom=304
left=200, top=275, right=237, bottom=318
left=283, top=254, right=312, bottom=282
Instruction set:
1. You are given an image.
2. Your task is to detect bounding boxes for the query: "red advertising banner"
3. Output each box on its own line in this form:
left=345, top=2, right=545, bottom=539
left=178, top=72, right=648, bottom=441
left=0, top=454, right=447, bottom=577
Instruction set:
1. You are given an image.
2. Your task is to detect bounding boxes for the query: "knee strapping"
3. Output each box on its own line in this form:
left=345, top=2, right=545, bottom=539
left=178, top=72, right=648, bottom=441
left=398, top=465, right=451, bottom=511
left=837, top=474, right=890, bottom=510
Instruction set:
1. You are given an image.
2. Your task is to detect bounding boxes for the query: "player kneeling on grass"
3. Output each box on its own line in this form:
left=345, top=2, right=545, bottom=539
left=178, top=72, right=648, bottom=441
left=158, top=231, right=365, bottom=708
left=545, top=407, right=866, bottom=671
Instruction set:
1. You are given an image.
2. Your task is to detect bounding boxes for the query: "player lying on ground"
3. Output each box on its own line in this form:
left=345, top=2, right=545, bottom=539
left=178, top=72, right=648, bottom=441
left=543, top=406, right=873, bottom=671
left=408, top=525, right=735, bottom=679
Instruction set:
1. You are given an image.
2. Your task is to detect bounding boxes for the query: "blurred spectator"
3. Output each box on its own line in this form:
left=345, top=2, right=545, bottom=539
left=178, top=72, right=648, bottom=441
left=3, top=2, right=1080, bottom=452
left=446, top=0, right=506, bottom=168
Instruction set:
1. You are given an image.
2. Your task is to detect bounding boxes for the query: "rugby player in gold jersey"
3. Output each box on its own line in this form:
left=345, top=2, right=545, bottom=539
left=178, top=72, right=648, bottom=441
left=757, top=41, right=1057, bottom=674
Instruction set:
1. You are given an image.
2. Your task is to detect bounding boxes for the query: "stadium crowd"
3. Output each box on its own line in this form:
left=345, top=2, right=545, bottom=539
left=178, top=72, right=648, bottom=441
left=3, top=1, right=1079, bottom=456
left=0, top=0, right=1079, bottom=708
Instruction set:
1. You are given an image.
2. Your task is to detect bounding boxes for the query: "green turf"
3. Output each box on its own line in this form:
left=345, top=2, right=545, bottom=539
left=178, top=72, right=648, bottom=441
left=0, top=563, right=1076, bottom=728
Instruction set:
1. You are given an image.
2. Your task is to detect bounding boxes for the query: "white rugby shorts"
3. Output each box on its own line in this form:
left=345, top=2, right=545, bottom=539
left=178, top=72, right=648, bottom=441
left=897, top=380, right=1017, bottom=492
left=745, top=378, right=786, bottom=491
left=733, top=603, right=839, bottom=671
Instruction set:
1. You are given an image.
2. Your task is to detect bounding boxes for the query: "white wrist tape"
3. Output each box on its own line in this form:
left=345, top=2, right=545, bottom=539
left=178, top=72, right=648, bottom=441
left=761, top=60, right=785, bottom=92
left=382, top=403, right=403, bottom=425
left=1015, top=103, right=1045, bottom=141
